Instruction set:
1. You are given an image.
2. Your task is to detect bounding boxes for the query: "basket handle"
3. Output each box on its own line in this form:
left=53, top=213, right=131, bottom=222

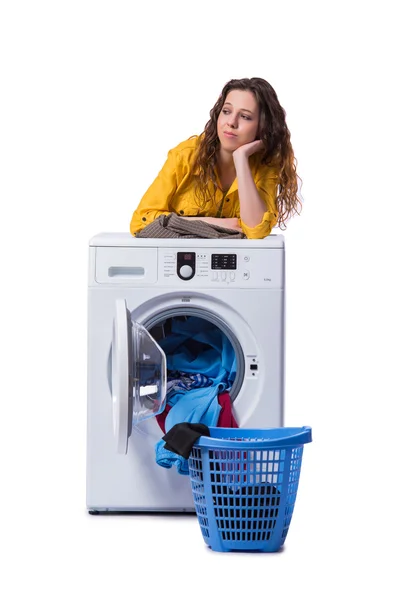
left=195, top=426, right=312, bottom=450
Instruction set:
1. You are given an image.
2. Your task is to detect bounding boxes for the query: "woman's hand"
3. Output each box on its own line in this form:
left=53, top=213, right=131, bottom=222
left=233, top=139, right=264, bottom=161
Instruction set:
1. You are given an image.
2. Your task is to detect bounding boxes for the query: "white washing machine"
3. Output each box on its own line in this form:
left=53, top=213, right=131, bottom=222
left=86, top=232, right=285, bottom=513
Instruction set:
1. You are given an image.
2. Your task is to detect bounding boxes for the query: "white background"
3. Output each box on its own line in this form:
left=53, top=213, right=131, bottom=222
left=1, top=1, right=399, bottom=598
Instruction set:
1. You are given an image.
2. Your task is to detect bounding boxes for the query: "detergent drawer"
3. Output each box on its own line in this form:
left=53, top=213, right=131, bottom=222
left=95, top=247, right=158, bottom=284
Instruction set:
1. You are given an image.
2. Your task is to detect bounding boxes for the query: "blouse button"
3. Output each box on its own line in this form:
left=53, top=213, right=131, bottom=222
left=142, top=217, right=147, bottom=221
left=179, top=210, right=184, bottom=215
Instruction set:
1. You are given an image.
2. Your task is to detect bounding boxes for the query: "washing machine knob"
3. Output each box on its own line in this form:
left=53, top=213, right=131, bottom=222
left=179, top=264, right=193, bottom=278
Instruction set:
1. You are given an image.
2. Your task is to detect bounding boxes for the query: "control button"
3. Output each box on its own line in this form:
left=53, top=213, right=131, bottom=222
left=229, top=272, right=235, bottom=281
left=221, top=272, right=227, bottom=281
left=243, top=270, right=250, bottom=280
left=180, top=265, right=193, bottom=278
left=212, top=272, right=219, bottom=281
left=244, top=256, right=250, bottom=262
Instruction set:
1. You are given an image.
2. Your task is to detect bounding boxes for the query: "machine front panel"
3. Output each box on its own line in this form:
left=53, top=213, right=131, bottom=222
left=93, top=246, right=284, bottom=289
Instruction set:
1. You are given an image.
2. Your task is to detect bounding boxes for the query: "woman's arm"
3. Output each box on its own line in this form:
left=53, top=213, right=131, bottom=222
left=232, top=141, right=279, bottom=238
left=233, top=141, right=267, bottom=228
left=180, top=216, right=242, bottom=232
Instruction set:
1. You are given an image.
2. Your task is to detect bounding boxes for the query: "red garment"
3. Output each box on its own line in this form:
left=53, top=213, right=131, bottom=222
left=216, top=391, right=243, bottom=482
left=156, top=390, right=238, bottom=433
left=217, top=391, right=238, bottom=428
left=156, top=402, right=172, bottom=434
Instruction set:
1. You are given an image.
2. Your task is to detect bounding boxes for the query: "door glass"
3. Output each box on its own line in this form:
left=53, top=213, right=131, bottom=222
left=131, top=321, right=167, bottom=425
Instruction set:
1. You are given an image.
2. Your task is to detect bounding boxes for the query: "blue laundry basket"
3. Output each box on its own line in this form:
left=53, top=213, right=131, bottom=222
left=188, top=426, right=312, bottom=553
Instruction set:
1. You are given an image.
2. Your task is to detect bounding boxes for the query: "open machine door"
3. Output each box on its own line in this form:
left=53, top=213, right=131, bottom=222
left=112, top=298, right=167, bottom=454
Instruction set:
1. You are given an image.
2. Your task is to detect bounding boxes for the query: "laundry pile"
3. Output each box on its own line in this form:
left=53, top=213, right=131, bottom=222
left=154, top=316, right=238, bottom=475
left=135, top=212, right=246, bottom=239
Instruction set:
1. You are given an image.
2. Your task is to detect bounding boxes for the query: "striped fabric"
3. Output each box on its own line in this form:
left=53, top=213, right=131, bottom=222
left=135, top=213, right=246, bottom=239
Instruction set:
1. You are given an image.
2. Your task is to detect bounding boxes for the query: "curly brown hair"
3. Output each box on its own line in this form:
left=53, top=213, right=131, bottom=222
left=191, top=77, right=302, bottom=229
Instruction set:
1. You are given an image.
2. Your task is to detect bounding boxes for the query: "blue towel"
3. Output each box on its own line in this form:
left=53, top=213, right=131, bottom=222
left=155, top=317, right=236, bottom=474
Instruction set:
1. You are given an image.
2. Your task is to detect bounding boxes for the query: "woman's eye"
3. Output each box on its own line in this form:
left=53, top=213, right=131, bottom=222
left=241, top=114, right=251, bottom=120
left=222, top=109, right=230, bottom=115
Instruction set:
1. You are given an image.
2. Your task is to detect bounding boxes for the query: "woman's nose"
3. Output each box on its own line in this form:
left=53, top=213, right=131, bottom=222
left=227, top=113, right=238, bottom=128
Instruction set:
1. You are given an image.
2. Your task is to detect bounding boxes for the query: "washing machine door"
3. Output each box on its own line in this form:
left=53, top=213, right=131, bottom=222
left=112, top=298, right=167, bottom=454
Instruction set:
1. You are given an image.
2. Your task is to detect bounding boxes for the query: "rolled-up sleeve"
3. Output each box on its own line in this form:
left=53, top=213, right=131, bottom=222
left=130, top=149, right=178, bottom=236
left=239, top=168, right=279, bottom=239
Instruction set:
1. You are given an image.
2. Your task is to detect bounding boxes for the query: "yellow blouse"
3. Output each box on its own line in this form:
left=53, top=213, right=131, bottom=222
left=130, top=136, right=279, bottom=239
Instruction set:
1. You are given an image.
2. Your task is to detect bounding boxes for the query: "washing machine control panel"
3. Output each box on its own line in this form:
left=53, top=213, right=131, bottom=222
left=160, top=248, right=283, bottom=288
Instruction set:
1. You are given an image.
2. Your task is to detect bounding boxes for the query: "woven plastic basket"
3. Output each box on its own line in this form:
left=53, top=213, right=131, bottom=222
left=188, top=426, right=312, bottom=552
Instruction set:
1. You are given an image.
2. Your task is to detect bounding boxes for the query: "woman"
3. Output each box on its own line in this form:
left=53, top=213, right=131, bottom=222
left=130, top=77, right=301, bottom=239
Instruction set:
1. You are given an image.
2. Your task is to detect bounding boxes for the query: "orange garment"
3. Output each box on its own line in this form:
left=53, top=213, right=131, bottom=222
left=130, top=136, right=279, bottom=240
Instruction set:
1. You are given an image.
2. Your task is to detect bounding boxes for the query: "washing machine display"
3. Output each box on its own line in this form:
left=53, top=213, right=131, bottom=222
left=211, top=254, right=237, bottom=270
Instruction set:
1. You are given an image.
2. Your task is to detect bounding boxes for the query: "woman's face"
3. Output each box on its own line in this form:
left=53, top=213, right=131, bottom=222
left=217, top=89, right=260, bottom=153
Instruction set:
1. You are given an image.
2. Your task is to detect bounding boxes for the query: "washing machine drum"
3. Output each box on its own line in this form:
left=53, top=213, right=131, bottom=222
left=112, top=299, right=167, bottom=452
